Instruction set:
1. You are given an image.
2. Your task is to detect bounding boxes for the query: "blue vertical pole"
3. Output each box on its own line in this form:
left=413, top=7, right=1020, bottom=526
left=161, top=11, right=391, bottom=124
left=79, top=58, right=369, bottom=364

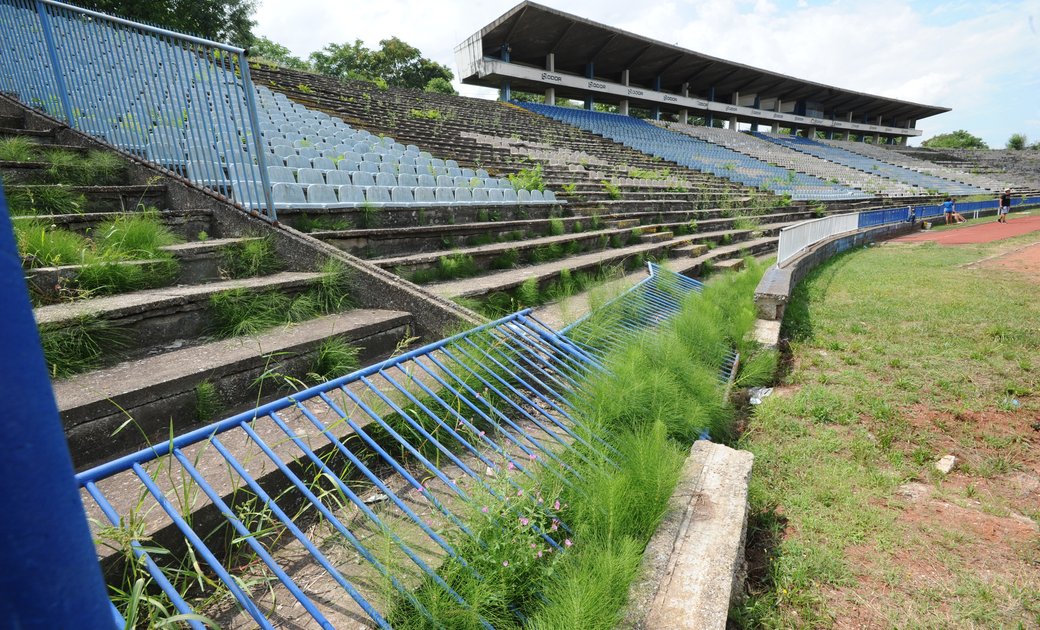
left=0, top=183, right=113, bottom=628
left=34, top=0, right=75, bottom=127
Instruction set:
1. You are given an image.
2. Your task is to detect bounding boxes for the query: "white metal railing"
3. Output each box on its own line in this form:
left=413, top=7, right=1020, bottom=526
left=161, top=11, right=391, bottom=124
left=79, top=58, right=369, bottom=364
left=776, top=213, right=859, bottom=266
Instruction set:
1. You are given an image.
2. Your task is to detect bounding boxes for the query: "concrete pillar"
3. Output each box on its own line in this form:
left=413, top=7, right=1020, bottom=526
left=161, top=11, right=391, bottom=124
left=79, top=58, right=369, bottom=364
left=707, top=86, right=715, bottom=127
left=772, top=99, right=782, bottom=133
left=652, top=76, right=662, bottom=121
left=584, top=62, right=594, bottom=110
left=679, top=82, right=689, bottom=125
left=620, top=69, right=629, bottom=115
left=729, top=91, right=739, bottom=129
left=807, top=125, right=816, bottom=138
left=544, top=53, right=555, bottom=105
left=499, top=43, right=511, bottom=102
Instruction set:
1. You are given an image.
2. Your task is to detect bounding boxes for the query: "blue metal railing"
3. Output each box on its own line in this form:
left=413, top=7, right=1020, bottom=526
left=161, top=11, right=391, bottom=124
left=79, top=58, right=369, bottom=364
left=0, top=0, right=277, bottom=221
left=66, top=263, right=707, bottom=628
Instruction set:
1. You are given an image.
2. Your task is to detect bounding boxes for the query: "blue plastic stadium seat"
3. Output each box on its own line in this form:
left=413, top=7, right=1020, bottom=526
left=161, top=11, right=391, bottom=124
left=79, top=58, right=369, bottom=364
left=272, top=182, right=307, bottom=208
left=296, top=168, right=325, bottom=185
left=391, top=186, right=414, bottom=204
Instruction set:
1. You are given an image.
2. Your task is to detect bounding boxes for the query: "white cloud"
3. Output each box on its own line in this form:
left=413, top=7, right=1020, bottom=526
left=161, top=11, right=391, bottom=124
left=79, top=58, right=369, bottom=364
left=253, top=0, right=1040, bottom=146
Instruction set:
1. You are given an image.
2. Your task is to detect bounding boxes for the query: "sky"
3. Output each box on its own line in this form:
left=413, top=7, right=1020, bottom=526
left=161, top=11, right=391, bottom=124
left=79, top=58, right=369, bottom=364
left=253, top=0, right=1040, bottom=148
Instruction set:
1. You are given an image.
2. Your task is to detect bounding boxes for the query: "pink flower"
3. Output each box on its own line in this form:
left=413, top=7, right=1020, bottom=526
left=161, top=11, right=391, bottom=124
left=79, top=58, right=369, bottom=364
left=553, top=500, right=560, bottom=510
left=564, top=538, right=573, bottom=548
left=536, top=550, right=543, bottom=558
left=550, top=519, right=559, bottom=532
left=530, top=543, right=537, bottom=549
left=516, top=489, right=523, bottom=497
left=519, top=517, right=529, bottom=526
left=529, top=453, right=536, bottom=461
left=479, top=430, right=485, bottom=436
left=481, top=506, right=489, bottom=513
left=507, top=461, right=516, bottom=471
left=502, top=560, right=509, bottom=567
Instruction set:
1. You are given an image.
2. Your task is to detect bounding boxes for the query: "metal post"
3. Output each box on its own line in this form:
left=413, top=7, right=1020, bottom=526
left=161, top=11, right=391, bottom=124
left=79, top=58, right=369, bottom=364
left=33, top=0, right=75, bottom=126
left=239, top=53, right=277, bottom=222
left=0, top=183, right=114, bottom=628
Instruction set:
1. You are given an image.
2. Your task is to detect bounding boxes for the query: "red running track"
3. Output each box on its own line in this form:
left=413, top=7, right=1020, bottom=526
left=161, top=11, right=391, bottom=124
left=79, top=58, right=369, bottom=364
left=893, top=213, right=1040, bottom=245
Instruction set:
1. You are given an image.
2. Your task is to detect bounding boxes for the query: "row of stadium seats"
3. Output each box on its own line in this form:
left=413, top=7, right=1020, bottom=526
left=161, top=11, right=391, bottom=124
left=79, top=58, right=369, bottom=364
left=229, top=181, right=558, bottom=209
left=661, top=123, right=925, bottom=197
left=754, top=133, right=987, bottom=195
left=519, top=102, right=869, bottom=201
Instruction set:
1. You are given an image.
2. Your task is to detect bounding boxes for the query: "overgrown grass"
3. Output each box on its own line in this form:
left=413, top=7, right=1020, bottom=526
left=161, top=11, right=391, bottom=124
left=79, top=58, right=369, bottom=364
left=17, top=211, right=181, bottom=300
left=209, top=259, right=353, bottom=338
left=308, top=337, right=361, bottom=383
left=733, top=237, right=1040, bottom=628
left=7, top=184, right=87, bottom=215
left=220, top=236, right=283, bottom=279
left=385, top=262, right=771, bottom=628
left=39, top=314, right=124, bottom=378
left=0, top=137, right=37, bottom=162
left=44, top=149, right=124, bottom=185
left=408, top=253, right=480, bottom=284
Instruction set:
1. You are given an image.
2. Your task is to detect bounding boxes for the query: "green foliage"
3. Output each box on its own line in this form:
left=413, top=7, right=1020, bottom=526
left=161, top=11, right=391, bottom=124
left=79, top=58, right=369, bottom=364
left=15, top=220, right=89, bottom=267
left=308, top=337, right=360, bottom=383
left=508, top=164, right=545, bottom=192
left=248, top=35, right=310, bottom=70
left=94, top=211, right=180, bottom=259
left=220, top=236, right=282, bottom=278
left=76, top=0, right=257, bottom=46
left=194, top=380, right=222, bottom=422
left=7, top=185, right=87, bottom=215
left=516, top=278, right=540, bottom=306
left=309, top=36, right=453, bottom=90
left=294, top=214, right=352, bottom=233
left=424, top=77, right=457, bottom=95
left=1006, top=133, right=1027, bottom=150
left=0, top=137, right=37, bottom=162
left=44, top=149, right=124, bottom=185
left=39, top=315, right=123, bottom=378
left=601, top=180, right=622, bottom=200
left=209, top=259, right=352, bottom=338
left=921, top=129, right=988, bottom=149
left=409, top=108, right=442, bottom=120
left=548, top=217, right=566, bottom=236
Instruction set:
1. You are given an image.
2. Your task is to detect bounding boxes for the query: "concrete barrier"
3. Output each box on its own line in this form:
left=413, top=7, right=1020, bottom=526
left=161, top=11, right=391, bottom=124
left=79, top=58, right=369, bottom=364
left=621, top=440, right=754, bottom=630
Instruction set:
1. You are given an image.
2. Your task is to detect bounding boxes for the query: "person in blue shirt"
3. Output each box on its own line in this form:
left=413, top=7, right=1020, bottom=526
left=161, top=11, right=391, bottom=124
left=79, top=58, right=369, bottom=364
left=943, top=198, right=955, bottom=224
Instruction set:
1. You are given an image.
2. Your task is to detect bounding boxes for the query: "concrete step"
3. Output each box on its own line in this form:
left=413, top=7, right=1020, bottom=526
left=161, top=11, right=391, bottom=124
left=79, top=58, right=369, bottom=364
left=639, top=230, right=674, bottom=244
left=59, top=308, right=413, bottom=470
left=606, top=218, right=640, bottom=229
left=5, top=183, right=167, bottom=214
left=36, top=271, right=325, bottom=365
left=25, top=237, right=265, bottom=301
left=11, top=208, right=214, bottom=240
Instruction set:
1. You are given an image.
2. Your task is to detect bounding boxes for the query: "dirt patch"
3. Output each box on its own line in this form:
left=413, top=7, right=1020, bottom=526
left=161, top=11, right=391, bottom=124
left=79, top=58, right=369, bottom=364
left=817, top=404, right=1040, bottom=628
left=973, top=242, right=1040, bottom=275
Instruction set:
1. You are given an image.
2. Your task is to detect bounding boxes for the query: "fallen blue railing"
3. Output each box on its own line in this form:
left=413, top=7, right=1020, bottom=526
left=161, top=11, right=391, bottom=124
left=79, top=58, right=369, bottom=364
left=0, top=0, right=277, bottom=220
left=72, top=263, right=708, bottom=628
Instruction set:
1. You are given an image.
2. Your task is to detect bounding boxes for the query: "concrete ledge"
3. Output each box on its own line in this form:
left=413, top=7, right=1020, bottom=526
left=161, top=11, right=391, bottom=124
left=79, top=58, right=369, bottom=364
left=621, top=440, right=754, bottom=630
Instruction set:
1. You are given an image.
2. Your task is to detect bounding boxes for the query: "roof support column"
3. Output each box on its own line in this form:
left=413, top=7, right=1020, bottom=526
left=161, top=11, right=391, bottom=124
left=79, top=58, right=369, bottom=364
left=584, top=62, right=595, bottom=110
left=807, top=125, right=817, bottom=139
left=752, top=96, right=761, bottom=132
left=619, top=69, right=630, bottom=116
left=707, top=86, right=715, bottom=127
left=772, top=99, right=782, bottom=133
left=544, top=53, right=556, bottom=105
left=499, top=43, right=511, bottom=102
left=729, top=91, right=739, bottom=129
left=679, top=82, right=689, bottom=125
left=652, top=76, right=662, bottom=121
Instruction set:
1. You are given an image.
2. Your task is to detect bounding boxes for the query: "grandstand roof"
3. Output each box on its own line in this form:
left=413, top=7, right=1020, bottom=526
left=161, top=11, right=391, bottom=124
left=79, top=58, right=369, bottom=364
left=459, top=2, right=949, bottom=124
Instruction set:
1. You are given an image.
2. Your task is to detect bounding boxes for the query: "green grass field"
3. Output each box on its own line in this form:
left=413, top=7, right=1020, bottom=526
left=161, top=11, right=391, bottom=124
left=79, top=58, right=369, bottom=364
left=735, top=233, right=1040, bottom=628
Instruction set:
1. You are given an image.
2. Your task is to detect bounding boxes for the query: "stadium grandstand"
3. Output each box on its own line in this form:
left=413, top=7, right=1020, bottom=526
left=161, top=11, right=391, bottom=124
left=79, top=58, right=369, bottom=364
left=2, top=0, right=1039, bottom=628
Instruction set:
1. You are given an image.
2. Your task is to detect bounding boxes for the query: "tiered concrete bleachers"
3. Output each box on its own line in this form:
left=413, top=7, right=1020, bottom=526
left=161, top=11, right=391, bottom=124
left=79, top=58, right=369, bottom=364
left=754, top=132, right=989, bottom=196
left=245, top=86, right=559, bottom=209
left=242, top=64, right=821, bottom=302
left=520, top=102, right=867, bottom=201
left=820, top=138, right=1009, bottom=192
left=661, top=122, right=921, bottom=198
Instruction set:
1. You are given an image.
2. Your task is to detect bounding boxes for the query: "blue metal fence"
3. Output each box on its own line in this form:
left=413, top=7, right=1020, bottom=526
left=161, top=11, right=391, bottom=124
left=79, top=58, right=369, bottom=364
left=71, top=261, right=706, bottom=628
left=0, top=0, right=277, bottom=221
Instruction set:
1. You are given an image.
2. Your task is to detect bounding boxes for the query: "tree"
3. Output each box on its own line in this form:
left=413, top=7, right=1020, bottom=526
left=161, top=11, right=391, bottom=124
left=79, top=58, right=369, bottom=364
left=921, top=130, right=988, bottom=149
left=248, top=36, right=309, bottom=70
left=73, top=0, right=257, bottom=47
left=309, top=37, right=453, bottom=90
left=424, top=78, right=456, bottom=95
left=1006, top=133, right=1027, bottom=150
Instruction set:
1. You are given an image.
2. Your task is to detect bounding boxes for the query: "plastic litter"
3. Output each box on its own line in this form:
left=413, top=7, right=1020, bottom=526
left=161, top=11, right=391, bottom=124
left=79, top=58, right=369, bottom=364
left=749, top=387, right=774, bottom=405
